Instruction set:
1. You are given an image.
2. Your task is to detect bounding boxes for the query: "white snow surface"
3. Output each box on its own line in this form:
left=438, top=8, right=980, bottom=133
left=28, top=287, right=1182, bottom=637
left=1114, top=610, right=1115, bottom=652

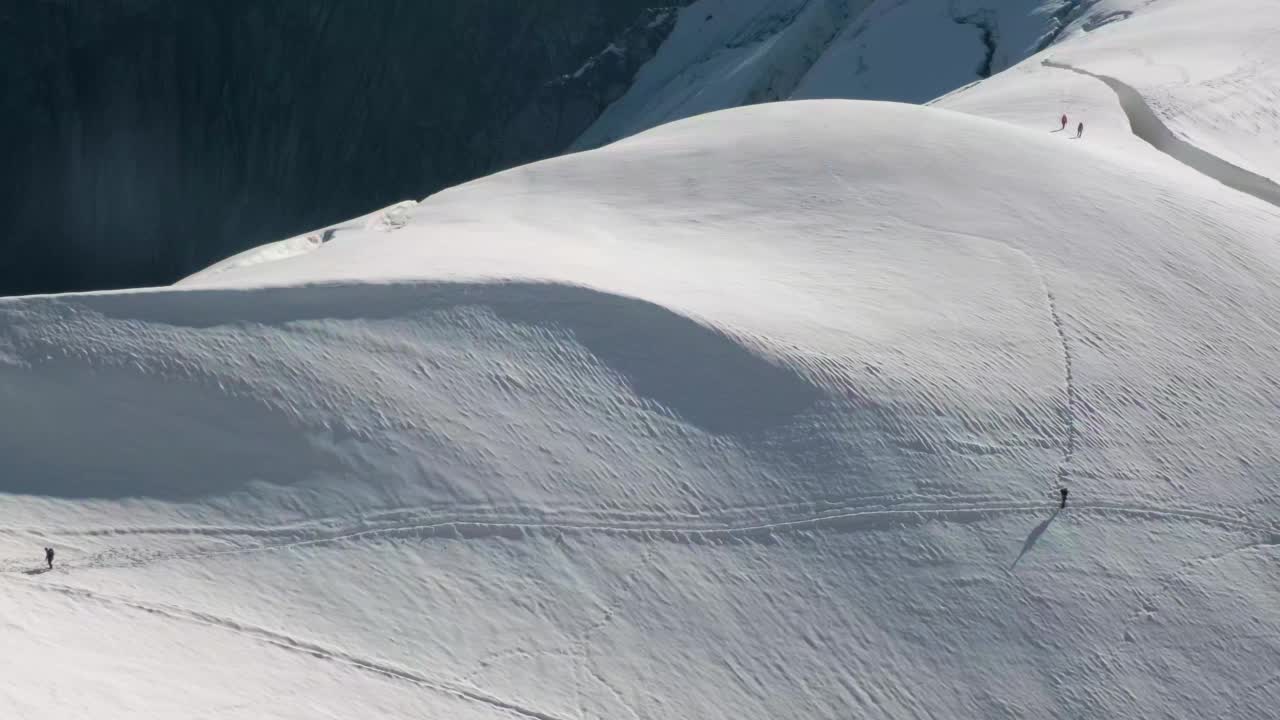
left=574, top=0, right=1075, bottom=150
left=4, top=1, right=1280, bottom=718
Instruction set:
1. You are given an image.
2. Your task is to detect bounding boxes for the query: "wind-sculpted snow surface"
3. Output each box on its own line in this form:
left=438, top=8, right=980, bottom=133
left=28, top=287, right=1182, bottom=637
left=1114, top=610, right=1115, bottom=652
left=4, top=92, right=1280, bottom=717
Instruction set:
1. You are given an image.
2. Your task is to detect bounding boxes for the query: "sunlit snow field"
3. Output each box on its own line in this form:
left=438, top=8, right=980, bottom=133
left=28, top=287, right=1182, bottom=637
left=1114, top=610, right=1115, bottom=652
left=3, top=1, right=1278, bottom=718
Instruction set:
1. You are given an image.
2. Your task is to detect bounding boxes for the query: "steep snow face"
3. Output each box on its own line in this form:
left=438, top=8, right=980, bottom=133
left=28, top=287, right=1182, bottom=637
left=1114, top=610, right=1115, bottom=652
left=573, top=0, right=1071, bottom=149
left=4, top=93, right=1280, bottom=717
left=791, top=0, right=1070, bottom=101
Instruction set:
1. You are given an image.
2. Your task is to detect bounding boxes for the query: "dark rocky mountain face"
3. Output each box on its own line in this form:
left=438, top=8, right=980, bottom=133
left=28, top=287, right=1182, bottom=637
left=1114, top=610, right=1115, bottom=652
left=0, top=1, right=683, bottom=295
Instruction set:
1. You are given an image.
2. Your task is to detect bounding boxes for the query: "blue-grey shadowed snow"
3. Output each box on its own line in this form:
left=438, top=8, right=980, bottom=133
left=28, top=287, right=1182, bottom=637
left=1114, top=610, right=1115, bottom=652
left=1011, top=507, right=1060, bottom=569
left=0, top=281, right=825, bottom=500
left=89, top=281, right=823, bottom=436
left=0, top=349, right=340, bottom=501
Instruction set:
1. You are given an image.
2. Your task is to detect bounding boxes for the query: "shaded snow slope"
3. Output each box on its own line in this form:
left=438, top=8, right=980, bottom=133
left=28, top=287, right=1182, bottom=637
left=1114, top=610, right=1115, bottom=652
left=573, top=0, right=1076, bottom=149
left=4, top=98, right=1280, bottom=717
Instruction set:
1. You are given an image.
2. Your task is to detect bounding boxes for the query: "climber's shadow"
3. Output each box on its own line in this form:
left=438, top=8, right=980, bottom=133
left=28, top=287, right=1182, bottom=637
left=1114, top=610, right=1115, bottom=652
left=1010, top=508, right=1061, bottom=569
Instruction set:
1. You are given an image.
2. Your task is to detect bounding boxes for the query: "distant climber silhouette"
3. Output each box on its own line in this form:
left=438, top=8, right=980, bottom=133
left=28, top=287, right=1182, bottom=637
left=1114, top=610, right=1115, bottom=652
left=1059, top=488, right=1069, bottom=509
left=1060, top=113, right=1068, bottom=131
left=1076, top=122, right=1084, bottom=139
left=44, top=547, right=55, bottom=570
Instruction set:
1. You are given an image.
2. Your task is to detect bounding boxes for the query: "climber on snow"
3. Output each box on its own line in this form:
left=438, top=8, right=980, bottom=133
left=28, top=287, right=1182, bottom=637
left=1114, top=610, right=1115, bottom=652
left=1060, top=113, right=1068, bottom=131
left=1059, top=488, right=1069, bottom=509
left=1076, top=121, right=1084, bottom=139
left=44, top=546, right=55, bottom=570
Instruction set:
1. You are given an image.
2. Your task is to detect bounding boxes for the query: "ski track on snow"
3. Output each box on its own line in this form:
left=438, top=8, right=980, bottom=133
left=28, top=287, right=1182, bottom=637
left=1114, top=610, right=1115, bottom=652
left=0, top=573, right=568, bottom=720
left=15, top=496, right=1268, bottom=717
left=4, top=490, right=1001, bottom=540
left=4, top=494, right=1274, bottom=575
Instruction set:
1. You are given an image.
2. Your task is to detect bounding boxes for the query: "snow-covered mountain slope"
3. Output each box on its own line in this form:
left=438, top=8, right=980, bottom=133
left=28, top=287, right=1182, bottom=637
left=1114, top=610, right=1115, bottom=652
left=6, top=94, right=1280, bottom=717
left=940, top=0, right=1280, bottom=186
left=574, top=0, right=1280, bottom=181
left=5, top=2, right=1280, bottom=718
left=574, top=0, right=1078, bottom=149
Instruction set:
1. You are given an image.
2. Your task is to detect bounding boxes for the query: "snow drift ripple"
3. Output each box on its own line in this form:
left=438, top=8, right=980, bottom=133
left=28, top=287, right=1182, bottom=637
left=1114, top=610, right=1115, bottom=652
left=0, top=280, right=820, bottom=500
